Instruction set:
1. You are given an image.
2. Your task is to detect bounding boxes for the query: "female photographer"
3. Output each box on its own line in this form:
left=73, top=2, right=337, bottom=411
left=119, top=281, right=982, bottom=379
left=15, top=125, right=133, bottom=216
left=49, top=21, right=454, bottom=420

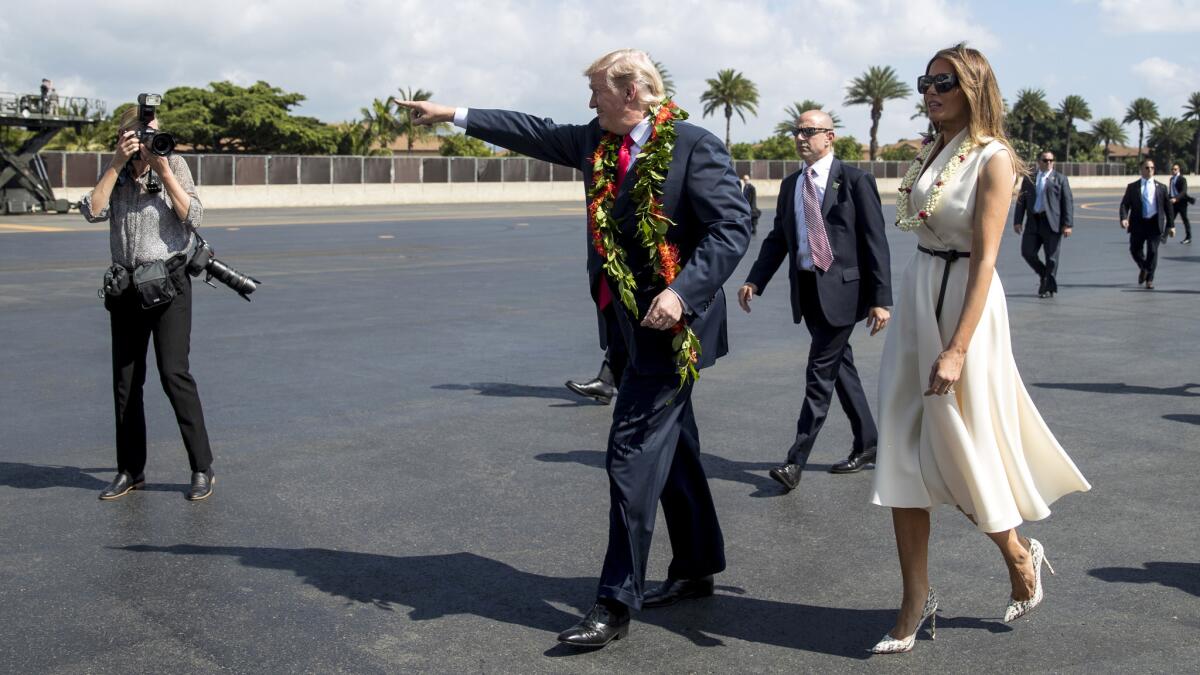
left=81, top=105, right=215, bottom=502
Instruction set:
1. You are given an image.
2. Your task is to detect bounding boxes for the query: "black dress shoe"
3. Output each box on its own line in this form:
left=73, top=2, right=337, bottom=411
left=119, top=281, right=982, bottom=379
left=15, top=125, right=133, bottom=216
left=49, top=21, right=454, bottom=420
left=186, top=470, right=214, bottom=501
left=565, top=377, right=617, bottom=404
left=768, top=463, right=802, bottom=491
left=1037, top=276, right=1048, bottom=297
left=99, top=471, right=145, bottom=500
left=1138, top=269, right=1146, bottom=285
left=643, top=575, right=715, bottom=608
left=557, top=602, right=630, bottom=648
left=830, top=448, right=877, bottom=474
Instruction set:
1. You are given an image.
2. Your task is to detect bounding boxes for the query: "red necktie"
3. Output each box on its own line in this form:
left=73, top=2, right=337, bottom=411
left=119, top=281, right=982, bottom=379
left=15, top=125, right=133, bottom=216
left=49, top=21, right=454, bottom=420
left=616, top=134, right=635, bottom=188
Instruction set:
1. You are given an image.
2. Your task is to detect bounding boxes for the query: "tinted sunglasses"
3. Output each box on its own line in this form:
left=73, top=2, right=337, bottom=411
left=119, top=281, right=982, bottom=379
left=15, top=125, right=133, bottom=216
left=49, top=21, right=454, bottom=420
left=1039, top=158, right=1055, bottom=164
left=793, top=127, right=833, bottom=138
left=917, top=72, right=959, bottom=94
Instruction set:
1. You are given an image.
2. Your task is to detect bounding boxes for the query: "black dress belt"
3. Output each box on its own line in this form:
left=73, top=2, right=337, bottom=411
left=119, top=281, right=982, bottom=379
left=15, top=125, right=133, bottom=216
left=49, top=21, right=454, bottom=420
left=917, top=245, right=971, bottom=322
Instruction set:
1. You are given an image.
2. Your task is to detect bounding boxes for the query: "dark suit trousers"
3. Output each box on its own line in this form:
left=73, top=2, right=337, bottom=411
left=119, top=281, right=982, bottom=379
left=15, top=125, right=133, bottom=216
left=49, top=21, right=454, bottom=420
left=601, top=303, right=627, bottom=387
left=1129, top=215, right=1162, bottom=281
left=1020, top=213, right=1063, bottom=292
left=597, top=370, right=725, bottom=610
left=1170, top=200, right=1191, bottom=239
left=108, top=274, right=213, bottom=476
left=785, top=272, right=878, bottom=467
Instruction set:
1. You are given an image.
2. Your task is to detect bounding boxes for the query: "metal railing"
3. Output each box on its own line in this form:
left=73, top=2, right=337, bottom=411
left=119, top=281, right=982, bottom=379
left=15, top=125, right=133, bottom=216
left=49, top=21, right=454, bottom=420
left=0, top=93, right=107, bottom=120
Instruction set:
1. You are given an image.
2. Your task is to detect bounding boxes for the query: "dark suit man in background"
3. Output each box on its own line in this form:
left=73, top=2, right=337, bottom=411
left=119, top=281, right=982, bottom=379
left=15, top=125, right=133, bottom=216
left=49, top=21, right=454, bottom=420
left=1120, top=159, right=1175, bottom=290
left=738, top=110, right=892, bottom=492
left=742, top=174, right=760, bottom=234
left=1014, top=151, right=1074, bottom=298
left=396, top=48, right=750, bottom=649
left=1169, top=163, right=1193, bottom=244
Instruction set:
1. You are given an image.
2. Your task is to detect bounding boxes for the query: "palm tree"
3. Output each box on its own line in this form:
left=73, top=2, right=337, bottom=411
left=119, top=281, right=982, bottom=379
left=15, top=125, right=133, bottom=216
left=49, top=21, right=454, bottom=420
left=392, top=86, right=438, bottom=153
left=1148, top=117, right=1192, bottom=164
left=1090, top=117, right=1128, bottom=162
left=911, top=100, right=933, bottom=135
left=843, top=65, right=911, bottom=160
left=359, top=98, right=400, bottom=154
left=1058, top=95, right=1092, bottom=162
left=651, top=58, right=676, bottom=98
left=1182, top=91, right=1200, bottom=172
left=1123, top=97, right=1160, bottom=165
left=1010, top=88, right=1053, bottom=155
left=700, top=69, right=760, bottom=150
left=774, top=100, right=842, bottom=136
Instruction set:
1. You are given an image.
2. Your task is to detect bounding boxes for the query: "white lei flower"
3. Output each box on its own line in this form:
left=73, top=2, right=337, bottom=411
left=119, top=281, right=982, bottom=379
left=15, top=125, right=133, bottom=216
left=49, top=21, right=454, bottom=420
left=895, top=134, right=977, bottom=232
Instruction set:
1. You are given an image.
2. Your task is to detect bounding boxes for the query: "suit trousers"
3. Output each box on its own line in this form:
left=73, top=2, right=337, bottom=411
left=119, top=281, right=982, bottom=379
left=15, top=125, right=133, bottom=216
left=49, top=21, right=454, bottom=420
left=1020, top=213, right=1063, bottom=292
left=597, top=369, right=725, bottom=610
left=785, top=272, right=878, bottom=467
left=1169, top=200, right=1191, bottom=239
left=108, top=273, right=213, bottom=476
left=601, top=302, right=627, bottom=387
left=1129, top=216, right=1162, bottom=281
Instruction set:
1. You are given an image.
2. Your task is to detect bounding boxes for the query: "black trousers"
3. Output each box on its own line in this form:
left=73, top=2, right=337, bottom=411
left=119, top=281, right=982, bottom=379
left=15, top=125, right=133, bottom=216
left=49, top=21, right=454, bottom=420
left=1020, top=213, right=1063, bottom=292
left=107, top=273, right=213, bottom=476
left=597, top=369, right=725, bottom=610
left=785, top=272, right=878, bottom=467
left=1169, top=200, right=1191, bottom=239
left=600, top=303, right=627, bottom=387
left=1129, top=217, right=1162, bottom=282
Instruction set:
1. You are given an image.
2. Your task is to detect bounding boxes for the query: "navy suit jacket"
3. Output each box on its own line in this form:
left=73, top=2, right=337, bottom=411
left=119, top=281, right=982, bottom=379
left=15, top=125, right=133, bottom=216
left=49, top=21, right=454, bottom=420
left=1014, top=171, right=1074, bottom=232
left=465, top=109, right=751, bottom=376
left=1119, top=179, right=1173, bottom=234
left=744, top=159, right=892, bottom=327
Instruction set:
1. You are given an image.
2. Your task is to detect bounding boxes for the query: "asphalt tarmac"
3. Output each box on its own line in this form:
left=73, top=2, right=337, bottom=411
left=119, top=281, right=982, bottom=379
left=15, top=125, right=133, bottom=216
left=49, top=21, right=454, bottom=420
left=1, top=191, right=1197, bottom=673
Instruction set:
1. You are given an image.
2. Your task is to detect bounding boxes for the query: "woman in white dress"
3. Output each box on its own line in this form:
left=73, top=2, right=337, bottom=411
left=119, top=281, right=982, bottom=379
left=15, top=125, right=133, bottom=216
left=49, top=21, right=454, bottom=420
left=868, top=44, right=1091, bottom=654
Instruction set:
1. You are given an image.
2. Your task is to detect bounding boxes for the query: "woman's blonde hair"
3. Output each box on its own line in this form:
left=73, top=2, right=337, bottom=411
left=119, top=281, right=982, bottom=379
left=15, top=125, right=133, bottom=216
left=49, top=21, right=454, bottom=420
left=583, top=49, right=666, bottom=109
left=926, top=43, right=1027, bottom=178
left=116, top=106, right=141, bottom=135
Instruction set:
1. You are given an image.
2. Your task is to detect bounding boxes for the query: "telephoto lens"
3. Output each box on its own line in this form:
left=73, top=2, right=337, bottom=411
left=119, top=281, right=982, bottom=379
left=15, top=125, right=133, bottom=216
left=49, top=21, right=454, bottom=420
left=137, top=129, right=176, bottom=156
left=205, top=258, right=259, bottom=299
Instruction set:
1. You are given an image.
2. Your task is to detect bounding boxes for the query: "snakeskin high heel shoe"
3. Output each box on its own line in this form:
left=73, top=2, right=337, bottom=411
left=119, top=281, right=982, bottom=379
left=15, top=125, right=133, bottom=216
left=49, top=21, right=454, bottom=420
left=1004, top=538, right=1055, bottom=622
left=871, top=588, right=939, bottom=654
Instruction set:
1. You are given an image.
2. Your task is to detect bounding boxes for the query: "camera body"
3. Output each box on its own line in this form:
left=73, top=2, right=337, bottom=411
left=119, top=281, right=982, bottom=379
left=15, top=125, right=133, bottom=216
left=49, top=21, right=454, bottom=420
left=134, top=93, right=175, bottom=156
left=187, top=234, right=261, bottom=301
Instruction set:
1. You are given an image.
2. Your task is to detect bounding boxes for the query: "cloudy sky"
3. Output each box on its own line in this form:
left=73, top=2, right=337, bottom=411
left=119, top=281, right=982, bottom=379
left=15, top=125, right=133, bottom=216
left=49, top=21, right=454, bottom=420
left=2, top=0, right=1198, bottom=147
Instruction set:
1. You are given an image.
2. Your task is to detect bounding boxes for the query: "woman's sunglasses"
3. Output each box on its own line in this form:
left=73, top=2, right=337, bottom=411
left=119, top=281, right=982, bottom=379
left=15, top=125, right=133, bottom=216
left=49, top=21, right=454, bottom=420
left=917, top=73, right=959, bottom=94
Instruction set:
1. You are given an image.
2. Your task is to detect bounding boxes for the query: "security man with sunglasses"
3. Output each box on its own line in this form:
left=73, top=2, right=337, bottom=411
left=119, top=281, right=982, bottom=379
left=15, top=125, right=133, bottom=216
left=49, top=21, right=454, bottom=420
left=1014, top=151, right=1074, bottom=297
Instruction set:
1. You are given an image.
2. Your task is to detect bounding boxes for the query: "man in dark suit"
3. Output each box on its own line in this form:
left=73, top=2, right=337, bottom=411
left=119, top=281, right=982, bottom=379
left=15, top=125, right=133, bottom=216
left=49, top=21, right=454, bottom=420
left=395, top=49, right=750, bottom=649
left=738, top=110, right=891, bottom=492
left=1169, top=163, right=1193, bottom=244
left=1120, top=159, right=1175, bottom=290
left=742, top=174, right=760, bottom=234
left=1014, top=151, right=1074, bottom=297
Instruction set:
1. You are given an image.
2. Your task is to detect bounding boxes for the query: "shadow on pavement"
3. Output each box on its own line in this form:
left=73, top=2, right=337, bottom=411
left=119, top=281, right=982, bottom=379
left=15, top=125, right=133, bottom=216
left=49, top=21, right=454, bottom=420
left=433, top=382, right=595, bottom=407
left=114, top=544, right=987, bottom=659
left=1032, top=382, right=1200, bottom=397
left=1088, top=562, right=1200, bottom=597
left=1163, top=414, right=1200, bottom=426
left=0, top=462, right=188, bottom=493
left=534, top=450, right=840, bottom=498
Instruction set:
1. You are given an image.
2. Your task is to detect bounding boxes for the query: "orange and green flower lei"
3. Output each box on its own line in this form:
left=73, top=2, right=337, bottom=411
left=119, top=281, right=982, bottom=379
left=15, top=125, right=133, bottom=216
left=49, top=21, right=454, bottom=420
left=587, top=99, right=701, bottom=389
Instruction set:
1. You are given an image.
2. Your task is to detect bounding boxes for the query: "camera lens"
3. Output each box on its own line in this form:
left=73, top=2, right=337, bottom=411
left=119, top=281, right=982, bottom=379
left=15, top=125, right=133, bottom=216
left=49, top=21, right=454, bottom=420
left=149, top=132, right=175, bottom=156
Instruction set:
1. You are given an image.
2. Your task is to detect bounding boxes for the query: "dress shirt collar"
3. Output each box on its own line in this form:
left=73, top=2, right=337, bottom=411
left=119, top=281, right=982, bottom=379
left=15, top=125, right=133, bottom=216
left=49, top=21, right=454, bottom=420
left=628, top=117, right=652, bottom=148
left=800, top=151, right=836, bottom=183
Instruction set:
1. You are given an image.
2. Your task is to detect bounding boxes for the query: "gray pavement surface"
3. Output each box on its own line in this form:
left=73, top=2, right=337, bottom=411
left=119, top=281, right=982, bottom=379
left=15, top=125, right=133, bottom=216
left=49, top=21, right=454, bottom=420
left=1, top=191, right=1197, bottom=673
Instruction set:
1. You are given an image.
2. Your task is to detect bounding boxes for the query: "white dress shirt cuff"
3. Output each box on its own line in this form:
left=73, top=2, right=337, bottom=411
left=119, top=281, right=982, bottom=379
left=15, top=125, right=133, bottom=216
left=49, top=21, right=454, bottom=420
left=453, top=108, right=469, bottom=128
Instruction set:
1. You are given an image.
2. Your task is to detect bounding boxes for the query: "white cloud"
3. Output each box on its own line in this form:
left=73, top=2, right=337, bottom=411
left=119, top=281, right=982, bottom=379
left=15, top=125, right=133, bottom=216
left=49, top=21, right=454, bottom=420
left=1131, top=57, right=1200, bottom=93
left=1091, top=0, right=1200, bottom=32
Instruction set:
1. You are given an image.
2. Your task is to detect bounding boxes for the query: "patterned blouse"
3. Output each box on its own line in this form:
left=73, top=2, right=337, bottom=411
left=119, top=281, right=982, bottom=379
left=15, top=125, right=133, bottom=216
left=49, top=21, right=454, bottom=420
left=80, top=155, right=203, bottom=267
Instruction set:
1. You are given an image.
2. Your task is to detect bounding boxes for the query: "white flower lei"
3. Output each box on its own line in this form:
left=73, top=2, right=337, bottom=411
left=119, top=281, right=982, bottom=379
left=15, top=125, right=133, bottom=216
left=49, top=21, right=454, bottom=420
left=895, top=134, right=977, bottom=231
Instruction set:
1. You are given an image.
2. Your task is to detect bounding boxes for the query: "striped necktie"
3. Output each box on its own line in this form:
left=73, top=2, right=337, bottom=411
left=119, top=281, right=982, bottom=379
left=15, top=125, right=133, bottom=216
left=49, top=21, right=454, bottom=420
left=803, top=168, right=834, bottom=271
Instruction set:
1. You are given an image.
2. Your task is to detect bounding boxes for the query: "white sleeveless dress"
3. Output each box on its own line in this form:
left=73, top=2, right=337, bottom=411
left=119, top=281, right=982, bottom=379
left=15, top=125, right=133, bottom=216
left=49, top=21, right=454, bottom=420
left=869, top=128, right=1091, bottom=533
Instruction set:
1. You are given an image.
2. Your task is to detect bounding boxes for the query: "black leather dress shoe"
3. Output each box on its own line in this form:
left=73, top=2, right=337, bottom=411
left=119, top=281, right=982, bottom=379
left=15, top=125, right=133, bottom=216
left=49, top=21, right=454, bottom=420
left=829, top=448, right=877, bottom=474
left=1138, top=269, right=1147, bottom=285
left=557, top=602, right=630, bottom=648
left=643, top=575, right=715, bottom=608
left=565, top=377, right=617, bottom=404
left=99, top=471, right=145, bottom=500
left=768, top=463, right=802, bottom=491
left=186, top=470, right=214, bottom=501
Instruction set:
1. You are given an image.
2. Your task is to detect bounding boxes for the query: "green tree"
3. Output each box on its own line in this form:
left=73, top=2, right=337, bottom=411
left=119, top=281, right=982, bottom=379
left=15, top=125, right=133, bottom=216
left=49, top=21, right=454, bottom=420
left=1009, top=88, right=1053, bottom=156
left=833, top=135, right=863, bottom=160
left=439, top=132, right=492, bottom=157
left=880, top=144, right=918, bottom=161
left=358, top=98, right=400, bottom=155
left=651, top=58, right=676, bottom=98
left=700, top=69, right=759, bottom=150
left=392, top=86, right=443, bottom=153
left=1089, top=117, right=1128, bottom=162
left=755, top=134, right=799, bottom=160
left=157, top=81, right=338, bottom=154
left=1148, top=117, right=1193, bottom=169
left=1182, top=91, right=1200, bottom=172
left=774, top=100, right=842, bottom=136
left=843, top=65, right=911, bottom=160
left=912, top=100, right=933, bottom=135
left=1123, top=97, right=1160, bottom=165
left=729, top=142, right=755, bottom=160
left=1058, top=95, right=1092, bottom=161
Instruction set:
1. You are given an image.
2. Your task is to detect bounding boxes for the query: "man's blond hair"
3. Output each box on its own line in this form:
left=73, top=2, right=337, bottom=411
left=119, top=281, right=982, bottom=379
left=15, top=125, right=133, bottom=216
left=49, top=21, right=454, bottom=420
left=584, top=49, right=666, bottom=109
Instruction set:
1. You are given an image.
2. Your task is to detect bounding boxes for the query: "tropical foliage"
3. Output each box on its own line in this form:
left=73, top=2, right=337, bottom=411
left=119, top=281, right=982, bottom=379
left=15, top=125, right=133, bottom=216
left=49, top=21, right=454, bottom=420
left=700, top=69, right=759, bottom=150
left=843, top=65, right=911, bottom=160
